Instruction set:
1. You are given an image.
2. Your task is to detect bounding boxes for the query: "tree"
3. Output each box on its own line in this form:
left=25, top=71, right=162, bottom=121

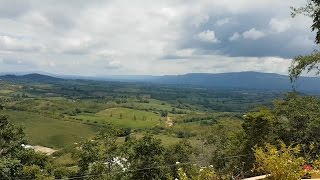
left=240, top=108, right=276, bottom=174
left=164, top=140, right=195, bottom=179
left=127, top=135, right=168, bottom=180
left=203, top=121, right=245, bottom=177
left=273, top=93, right=320, bottom=155
left=289, top=51, right=320, bottom=83
left=75, top=125, right=121, bottom=178
left=0, top=115, right=53, bottom=179
left=160, top=110, right=168, bottom=117
left=290, top=0, right=320, bottom=81
left=292, top=0, right=320, bottom=44
left=0, top=158, right=23, bottom=179
left=0, top=115, right=25, bottom=157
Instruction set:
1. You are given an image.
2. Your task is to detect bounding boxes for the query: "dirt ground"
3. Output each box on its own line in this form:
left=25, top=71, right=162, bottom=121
left=33, top=145, right=57, bottom=155
left=166, top=116, right=173, bottom=127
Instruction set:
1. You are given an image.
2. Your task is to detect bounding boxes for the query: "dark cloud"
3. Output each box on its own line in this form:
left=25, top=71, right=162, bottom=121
left=176, top=12, right=316, bottom=59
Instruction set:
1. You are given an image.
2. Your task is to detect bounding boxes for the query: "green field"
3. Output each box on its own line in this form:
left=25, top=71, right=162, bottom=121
left=2, top=110, right=98, bottom=148
left=73, top=107, right=164, bottom=129
left=0, top=89, right=14, bottom=94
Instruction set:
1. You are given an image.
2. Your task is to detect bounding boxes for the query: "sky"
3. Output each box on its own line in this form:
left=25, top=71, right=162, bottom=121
left=0, top=0, right=317, bottom=76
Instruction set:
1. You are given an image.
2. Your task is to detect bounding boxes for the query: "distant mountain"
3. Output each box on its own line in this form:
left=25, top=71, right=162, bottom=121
left=0, top=73, right=63, bottom=83
left=149, top=72, right=320, bottom=93
left=1, top=72, right=320, bottom=93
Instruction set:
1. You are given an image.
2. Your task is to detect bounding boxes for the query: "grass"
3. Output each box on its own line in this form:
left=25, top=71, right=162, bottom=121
left=74, top=107, right=163, bottom=129
left=0, top=90, right=14, bottom=94
left=2, top=110, right=98, bottom=148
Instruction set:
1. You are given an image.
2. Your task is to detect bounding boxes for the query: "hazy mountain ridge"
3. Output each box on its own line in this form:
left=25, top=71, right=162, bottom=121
left=151, top=72, right=320, bottom=92
left=0, top=73, right=63, bottom=83
left=1, top=72, right=320, bottom=93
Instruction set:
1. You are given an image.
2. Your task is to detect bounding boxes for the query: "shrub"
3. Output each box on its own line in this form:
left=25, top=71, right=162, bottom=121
left=254, top=142, right=306, bottom=180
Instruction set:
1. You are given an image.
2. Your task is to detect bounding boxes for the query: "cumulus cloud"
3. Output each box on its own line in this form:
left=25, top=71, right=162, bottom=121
left=242, top=28, right=265, bottom=40
left=229, top=32, right=241, bottom=41
left=228, top=28, right=265, bottom=42
left=197, top=30, right=219, bottom=43
left=269, top=18, right=291, bottom=33
left=216, top=18, right=231, bottom=26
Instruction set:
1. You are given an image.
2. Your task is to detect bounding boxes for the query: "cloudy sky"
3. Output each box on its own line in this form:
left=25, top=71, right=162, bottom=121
left=0, top=0, right=317, bottom=76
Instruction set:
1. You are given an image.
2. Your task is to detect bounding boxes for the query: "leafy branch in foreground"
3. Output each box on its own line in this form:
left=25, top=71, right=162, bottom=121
left=289, top=0, right=320, bottom=81
left=289, top=51, right=320, bottom=83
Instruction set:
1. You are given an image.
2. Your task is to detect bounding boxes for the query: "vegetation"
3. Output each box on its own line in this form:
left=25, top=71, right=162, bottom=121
left=290, top=0, right=320, bottom=81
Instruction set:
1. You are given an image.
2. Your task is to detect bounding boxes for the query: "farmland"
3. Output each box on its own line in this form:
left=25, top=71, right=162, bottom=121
left=0, top=75, right=282, bottom=149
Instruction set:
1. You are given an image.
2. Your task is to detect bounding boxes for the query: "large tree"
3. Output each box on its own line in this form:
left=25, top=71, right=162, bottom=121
left=127, top=135, right=168, bottom=180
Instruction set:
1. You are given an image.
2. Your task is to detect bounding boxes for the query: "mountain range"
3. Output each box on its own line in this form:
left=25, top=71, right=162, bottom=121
left=1, top=71, right=320, bottom=93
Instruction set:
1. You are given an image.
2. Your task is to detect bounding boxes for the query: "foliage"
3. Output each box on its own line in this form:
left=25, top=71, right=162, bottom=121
left=75, top=125, right=121, bottom=176
left=127, top=135, right=169, bottom=180
left=164, top=140, right=195, bottom=178
left=0, top=115, right=25, bottom=157
left=290, top=0, right=320, bottom=80
left=0, top=115, right=53, bottom=180
left=254, top=142, right=306, bottom=180
left=273, top=93, right=320, bottom=155
left=0, top=158, right=22, bottom=179
left=176, top=166, right=219, bottom=180
left=289, top=51, right=320, bottom=83
left=292, top=0, right=320, bottom=44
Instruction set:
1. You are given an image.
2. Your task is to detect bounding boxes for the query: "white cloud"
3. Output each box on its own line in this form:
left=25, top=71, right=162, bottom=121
left=175, top=49, right=196, bottom=57
left=197, top=30, right=219, bottom=43
left=269, top=18, right=291, bottom=33
left=191, top=14, right=209, bottom=27
left=216, top=18, right=231, bottom=26
left=242, top=28, right=265, bottom=40
left=229, top=29, right=265, bottom=41
left=0, top=35, right=44, bottom=51
left=229, top=32, right=241, bottom=41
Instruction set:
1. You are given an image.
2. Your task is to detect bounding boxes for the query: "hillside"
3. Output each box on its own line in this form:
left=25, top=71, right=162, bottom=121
left=0, top=73, right=63, bottom=83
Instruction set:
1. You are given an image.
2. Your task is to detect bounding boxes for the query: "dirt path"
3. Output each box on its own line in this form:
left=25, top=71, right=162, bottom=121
left=33, top=145, right=57, bottom=155
left=165, top=116, right=173, bottom=127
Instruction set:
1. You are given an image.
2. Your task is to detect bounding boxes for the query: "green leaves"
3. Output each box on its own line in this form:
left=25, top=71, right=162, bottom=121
left=128, top=135, right=168, bottom=180
left=0, top=115, right=25, bottom=157
left=289, top=51, right=320, bottom=83
left=0, top=158, right=22, bottom=180
left=290, top=1, right=320, bottom=80
left=0, top=115, right=53, bottom=180
left=254, top=142, right=306, bottom=180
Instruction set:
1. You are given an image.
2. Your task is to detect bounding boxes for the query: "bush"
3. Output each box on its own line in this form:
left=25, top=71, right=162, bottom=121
left=254, top=142, right=306, bottom=180
left=175, top=131, right=195, bottom=138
